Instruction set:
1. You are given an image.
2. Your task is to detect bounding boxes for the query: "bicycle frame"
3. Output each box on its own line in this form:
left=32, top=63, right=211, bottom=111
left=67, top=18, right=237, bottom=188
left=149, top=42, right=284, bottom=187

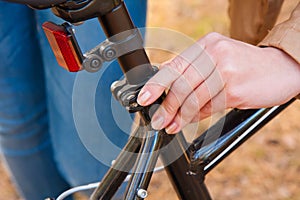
left=46, top=1, right=296, bottom=199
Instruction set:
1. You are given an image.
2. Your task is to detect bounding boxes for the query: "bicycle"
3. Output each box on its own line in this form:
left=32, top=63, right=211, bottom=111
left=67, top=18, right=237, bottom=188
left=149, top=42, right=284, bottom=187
left=36, top=0, right=299, bottom=199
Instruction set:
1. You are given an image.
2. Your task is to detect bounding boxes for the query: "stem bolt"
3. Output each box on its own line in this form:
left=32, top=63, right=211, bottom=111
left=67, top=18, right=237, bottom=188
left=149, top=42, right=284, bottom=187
left=137, top=188, right=148, bottom=198
left=105, top=49, right=116, bottom=59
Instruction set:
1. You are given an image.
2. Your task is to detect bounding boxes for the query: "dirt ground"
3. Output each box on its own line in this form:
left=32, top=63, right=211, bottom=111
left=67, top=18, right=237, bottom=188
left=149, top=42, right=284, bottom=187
left=0, top=0, right=300, bottom=200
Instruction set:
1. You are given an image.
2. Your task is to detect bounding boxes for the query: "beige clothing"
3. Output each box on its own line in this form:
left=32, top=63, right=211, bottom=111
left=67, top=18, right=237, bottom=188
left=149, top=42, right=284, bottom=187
left=259, top=2, right=300, bottom=64
left=229, top=0, right=300, bottom=64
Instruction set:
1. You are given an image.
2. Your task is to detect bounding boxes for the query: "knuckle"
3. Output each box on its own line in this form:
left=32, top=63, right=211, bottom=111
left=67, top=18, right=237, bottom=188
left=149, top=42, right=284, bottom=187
left=188, top=98, right=201, bottom=113
left=171, top=79, right=191, bottom=101
left=203, top=32, right=222, bottom=42
left=219, top=63, right=235, bottom=78
left=173, top=56, right=186, bottom=74
left=162, top=99, right=179, bottom=115
left=201, top=102, right=212, bottom=116
left=217, top=58, right=238, bottom=82
left=168, top=56, right=188, bottom=74
left=225, top=86, right=243, bottom=107
left=213, top=39, right=231, bottom=54
left=163, top=66, right=180, bottom=80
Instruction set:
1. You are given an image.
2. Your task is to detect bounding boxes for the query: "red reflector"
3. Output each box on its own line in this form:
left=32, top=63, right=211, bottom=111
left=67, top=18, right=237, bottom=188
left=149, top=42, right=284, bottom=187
left=42, top=22, right=83, bottom=72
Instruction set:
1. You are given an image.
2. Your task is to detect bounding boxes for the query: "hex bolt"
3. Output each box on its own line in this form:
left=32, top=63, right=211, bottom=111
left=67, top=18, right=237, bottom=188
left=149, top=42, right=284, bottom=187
left=105, top=49, right=116, bottom=59
left=91, top=59, right=100, bottom=68
left=126, top=94, right=136, bottom=101
left=137, top=188, right=148, bottom=199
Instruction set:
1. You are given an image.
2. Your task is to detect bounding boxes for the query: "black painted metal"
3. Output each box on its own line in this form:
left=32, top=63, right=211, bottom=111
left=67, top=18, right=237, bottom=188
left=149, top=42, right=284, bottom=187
left=190, top=99, right=295, bottom=174
left=98, top=2, right=154, bottom=84
left=159, top=132, right=212, bottom=200
left=97, top=4, right=213, bottom=198
left=90, top=126, right=143, bottom=200
left=51, top=0, right=122, bottom=23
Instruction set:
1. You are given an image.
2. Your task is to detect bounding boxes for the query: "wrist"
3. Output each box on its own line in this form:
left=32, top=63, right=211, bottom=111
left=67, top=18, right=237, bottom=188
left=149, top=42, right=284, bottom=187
left=265, top=47, right=300, bottom=96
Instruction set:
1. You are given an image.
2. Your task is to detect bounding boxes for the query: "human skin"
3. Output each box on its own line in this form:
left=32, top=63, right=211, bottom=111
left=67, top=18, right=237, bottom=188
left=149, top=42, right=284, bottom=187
left=137, top=32, right=300, bottom=134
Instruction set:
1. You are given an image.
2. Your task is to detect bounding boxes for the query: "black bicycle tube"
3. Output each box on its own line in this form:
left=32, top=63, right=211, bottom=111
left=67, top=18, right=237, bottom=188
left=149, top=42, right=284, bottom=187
left=98, top=2, right=154, bottom=85
left=90, top=131, right=142, bottom=200
left=190, top=99, right=295, bottom=174
left=159, top=132, right=212, bottom=200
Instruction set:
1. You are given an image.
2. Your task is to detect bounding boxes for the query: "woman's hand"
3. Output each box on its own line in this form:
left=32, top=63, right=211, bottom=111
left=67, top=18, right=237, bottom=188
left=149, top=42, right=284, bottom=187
left=137, top=32, right=300, bottom=134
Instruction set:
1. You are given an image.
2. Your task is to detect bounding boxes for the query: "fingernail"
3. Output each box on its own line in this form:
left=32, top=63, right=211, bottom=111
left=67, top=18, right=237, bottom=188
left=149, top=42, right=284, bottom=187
left=151, top=115, right=164, bottom=130
left=137, top=91, right=151, bottom=105
left=166, top=122, right=178, bottom=134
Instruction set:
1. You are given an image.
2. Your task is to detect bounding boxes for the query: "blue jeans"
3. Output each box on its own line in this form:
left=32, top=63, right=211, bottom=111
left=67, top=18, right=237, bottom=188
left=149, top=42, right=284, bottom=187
left=0, top=1, right=147, bottom=199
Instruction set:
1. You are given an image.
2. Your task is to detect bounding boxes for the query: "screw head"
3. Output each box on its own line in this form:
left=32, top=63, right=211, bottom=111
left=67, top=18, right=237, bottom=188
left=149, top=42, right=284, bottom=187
left=91, top=59, right=100, bottom=68
left=105, top=49, right=116, bottom=60
left=83, top=55, right=102, bottom=73
left=137, top=188, right=148, bottom=198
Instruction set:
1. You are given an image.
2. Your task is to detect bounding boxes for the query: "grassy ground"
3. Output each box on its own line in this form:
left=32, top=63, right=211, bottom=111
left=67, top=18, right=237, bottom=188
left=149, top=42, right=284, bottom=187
left=0, top=0, right=299, bottom=199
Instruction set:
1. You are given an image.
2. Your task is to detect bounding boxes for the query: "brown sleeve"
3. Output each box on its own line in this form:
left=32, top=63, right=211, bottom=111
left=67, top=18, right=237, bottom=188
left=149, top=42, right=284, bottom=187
left=229, top=0, right=283, bottom=45
left=259, top=3, right=300, bottom=64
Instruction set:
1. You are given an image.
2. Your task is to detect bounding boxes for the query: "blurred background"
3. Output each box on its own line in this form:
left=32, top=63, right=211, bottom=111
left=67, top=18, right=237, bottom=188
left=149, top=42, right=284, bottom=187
left=0, top=0, right=299, bottom=199
left=146, top=1, right=300, bottom=200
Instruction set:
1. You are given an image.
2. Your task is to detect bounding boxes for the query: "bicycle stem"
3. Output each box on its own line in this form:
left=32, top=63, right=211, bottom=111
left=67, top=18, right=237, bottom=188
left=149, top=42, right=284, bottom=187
left=97, top=2, right=154, bottom=85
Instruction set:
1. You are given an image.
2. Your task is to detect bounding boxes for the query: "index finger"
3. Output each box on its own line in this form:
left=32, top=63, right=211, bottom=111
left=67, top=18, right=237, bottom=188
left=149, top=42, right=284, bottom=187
left=137, top=41, right=205, bottom=106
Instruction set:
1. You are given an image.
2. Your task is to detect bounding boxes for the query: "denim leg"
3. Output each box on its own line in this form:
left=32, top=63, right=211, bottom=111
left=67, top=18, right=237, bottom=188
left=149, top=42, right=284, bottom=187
left=0, top=3, right=70, bottom=200
left=34, top=0, right=147, bottom=194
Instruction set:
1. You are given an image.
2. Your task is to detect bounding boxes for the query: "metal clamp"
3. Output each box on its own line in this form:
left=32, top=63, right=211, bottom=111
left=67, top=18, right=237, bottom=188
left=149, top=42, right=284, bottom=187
left=111, top=66, right=158, bottom=113
left=82, top=28, right=144, bottom=72
left=110, top=77, right=144, bottom=113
